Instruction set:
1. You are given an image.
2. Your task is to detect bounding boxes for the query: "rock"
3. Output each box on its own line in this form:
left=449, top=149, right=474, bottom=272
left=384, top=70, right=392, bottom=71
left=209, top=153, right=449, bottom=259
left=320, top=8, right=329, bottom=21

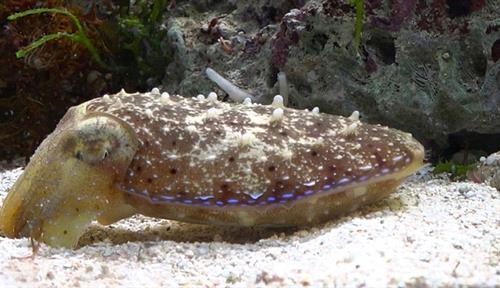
left=468, top=151, right=500, bottom=191
left=158, top=0, right=500, bottom=154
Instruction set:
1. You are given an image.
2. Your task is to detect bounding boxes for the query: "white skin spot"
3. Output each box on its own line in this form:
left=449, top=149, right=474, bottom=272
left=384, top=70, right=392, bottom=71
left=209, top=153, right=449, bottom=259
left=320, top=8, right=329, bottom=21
left=102, top=94, right=111, bottom=103
left=206, top=107, right=219, bottom=118
left=272, top=95, right=284, bottom=108
left=185, top=125, right=197, bottom=133
left=393, top=155, right=403, bottom=162
left=271, top=108, right=284, bottom=122
left=349, top=110, right=360, bottom=121
left=243, top=97, right=252, bottom=105
left=279, top=148, right=293, bottom=161
left=359, top=164, right=373, bottom=171
left=113, top=98, right=124, bottom=109
left=239, top=132, right=256, bottom=146
left=205, top=154, right=217, bottom=161
left=145, top=108, right=154, bottom=118
left=151, top=87, right=160, bottom=95
left=315, top=137, right=325, bottom=146
left=160, top=92, right=170, bottom=104
left=342, top=122, right=359, bottom=136
left=207, top=92, right=218, bottom=102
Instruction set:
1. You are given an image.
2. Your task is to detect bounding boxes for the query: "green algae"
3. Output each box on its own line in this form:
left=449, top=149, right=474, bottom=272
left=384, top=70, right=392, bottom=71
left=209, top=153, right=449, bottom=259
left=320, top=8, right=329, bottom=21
left=8, top=8, right=109, bottom=69
left=349, top=0, right=364, bottom=51
left=433, top=160, right=476, bottom=180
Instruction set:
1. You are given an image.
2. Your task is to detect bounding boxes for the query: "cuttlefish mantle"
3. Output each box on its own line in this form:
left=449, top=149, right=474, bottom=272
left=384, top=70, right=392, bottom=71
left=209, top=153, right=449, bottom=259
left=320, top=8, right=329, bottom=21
left=0, top=88, right=424, bottom=248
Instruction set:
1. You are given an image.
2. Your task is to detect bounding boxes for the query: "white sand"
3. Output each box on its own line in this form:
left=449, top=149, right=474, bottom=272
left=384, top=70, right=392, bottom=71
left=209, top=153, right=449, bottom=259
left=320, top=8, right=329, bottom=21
left=0, top=162, right=498, bottom=287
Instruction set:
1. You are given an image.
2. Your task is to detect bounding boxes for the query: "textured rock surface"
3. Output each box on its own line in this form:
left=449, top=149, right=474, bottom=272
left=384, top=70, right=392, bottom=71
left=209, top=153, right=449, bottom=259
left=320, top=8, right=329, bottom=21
left=469, top=151, right=500, bottom=190
left=0, top=162, right=498, bottom=287
left=2, top=0, right=498, bottom=160
left=157, top=0, right=500, bottom=153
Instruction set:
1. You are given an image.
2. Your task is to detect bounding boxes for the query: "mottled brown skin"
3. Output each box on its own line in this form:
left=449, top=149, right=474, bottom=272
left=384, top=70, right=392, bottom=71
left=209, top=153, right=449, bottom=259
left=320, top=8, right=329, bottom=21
left=0, top=89, right=424, bottom=248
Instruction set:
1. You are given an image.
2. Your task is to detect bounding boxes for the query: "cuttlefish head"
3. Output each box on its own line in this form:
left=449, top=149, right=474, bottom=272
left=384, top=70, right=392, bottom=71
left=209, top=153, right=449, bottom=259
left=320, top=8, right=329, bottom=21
left=0, top=105, right=138, bottom=248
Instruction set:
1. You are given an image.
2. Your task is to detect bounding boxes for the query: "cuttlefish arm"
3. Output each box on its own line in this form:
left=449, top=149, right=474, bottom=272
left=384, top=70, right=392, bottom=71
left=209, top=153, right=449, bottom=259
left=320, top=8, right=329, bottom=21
left=0, top=106, right=138, bottom=248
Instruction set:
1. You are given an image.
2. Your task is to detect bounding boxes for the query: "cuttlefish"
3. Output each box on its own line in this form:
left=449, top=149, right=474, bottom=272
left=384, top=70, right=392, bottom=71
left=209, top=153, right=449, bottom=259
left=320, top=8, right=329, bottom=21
left=0, top=88, right=424, bottom=248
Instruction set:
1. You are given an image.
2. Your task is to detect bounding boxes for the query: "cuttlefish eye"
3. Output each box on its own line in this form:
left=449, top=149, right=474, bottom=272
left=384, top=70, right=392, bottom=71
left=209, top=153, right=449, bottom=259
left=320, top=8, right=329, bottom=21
left=74, top=147, right=109, bottom=162
left=72, top=140, right=112, bottom=164
left=61, top=117, right=125, bottom=165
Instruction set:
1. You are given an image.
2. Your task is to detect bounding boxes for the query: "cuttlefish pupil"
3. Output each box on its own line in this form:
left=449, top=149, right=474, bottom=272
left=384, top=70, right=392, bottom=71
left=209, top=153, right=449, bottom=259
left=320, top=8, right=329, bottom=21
left=0, top=89, right=424, bottom=248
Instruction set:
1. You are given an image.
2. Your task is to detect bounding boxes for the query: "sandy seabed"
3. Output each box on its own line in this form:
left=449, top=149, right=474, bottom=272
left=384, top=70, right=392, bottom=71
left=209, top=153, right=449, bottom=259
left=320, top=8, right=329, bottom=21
left=0, top=162, right=498, bottom=288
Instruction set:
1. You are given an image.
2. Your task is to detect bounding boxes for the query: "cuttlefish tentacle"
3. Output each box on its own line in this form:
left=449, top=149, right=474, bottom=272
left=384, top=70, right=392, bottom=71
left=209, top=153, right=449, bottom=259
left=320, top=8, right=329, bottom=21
left=0, top=88, right=424, bottom=248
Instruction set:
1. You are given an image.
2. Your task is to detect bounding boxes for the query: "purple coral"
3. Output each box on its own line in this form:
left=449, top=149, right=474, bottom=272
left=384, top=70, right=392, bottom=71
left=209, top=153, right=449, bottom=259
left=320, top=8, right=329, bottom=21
left=271, top=9, right=306, bottom=69
left=370, top=0, right=417, bottom=31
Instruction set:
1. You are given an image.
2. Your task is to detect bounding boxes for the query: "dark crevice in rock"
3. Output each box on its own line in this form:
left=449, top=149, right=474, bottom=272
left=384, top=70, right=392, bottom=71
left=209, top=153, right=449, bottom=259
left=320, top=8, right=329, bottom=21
left=492, top=39, right=500, bottom=63
left=446, top=0, right=472, bottom=18
left=438, top=131, right=500, bottom=162
left=366, top=31, right=396, bottom=65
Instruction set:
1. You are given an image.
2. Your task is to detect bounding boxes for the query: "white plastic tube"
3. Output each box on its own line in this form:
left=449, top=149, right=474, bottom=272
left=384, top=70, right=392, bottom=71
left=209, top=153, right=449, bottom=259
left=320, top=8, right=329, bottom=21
left=277, top=71, right=289, bottom=106
left=205, top=68, right=255, bottom=103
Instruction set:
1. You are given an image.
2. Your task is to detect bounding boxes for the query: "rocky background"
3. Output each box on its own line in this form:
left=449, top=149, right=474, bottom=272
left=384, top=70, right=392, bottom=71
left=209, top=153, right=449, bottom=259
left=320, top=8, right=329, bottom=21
left=1, top=0, right=499, bottom=162
left=159, top=0, right=500, bottom=161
